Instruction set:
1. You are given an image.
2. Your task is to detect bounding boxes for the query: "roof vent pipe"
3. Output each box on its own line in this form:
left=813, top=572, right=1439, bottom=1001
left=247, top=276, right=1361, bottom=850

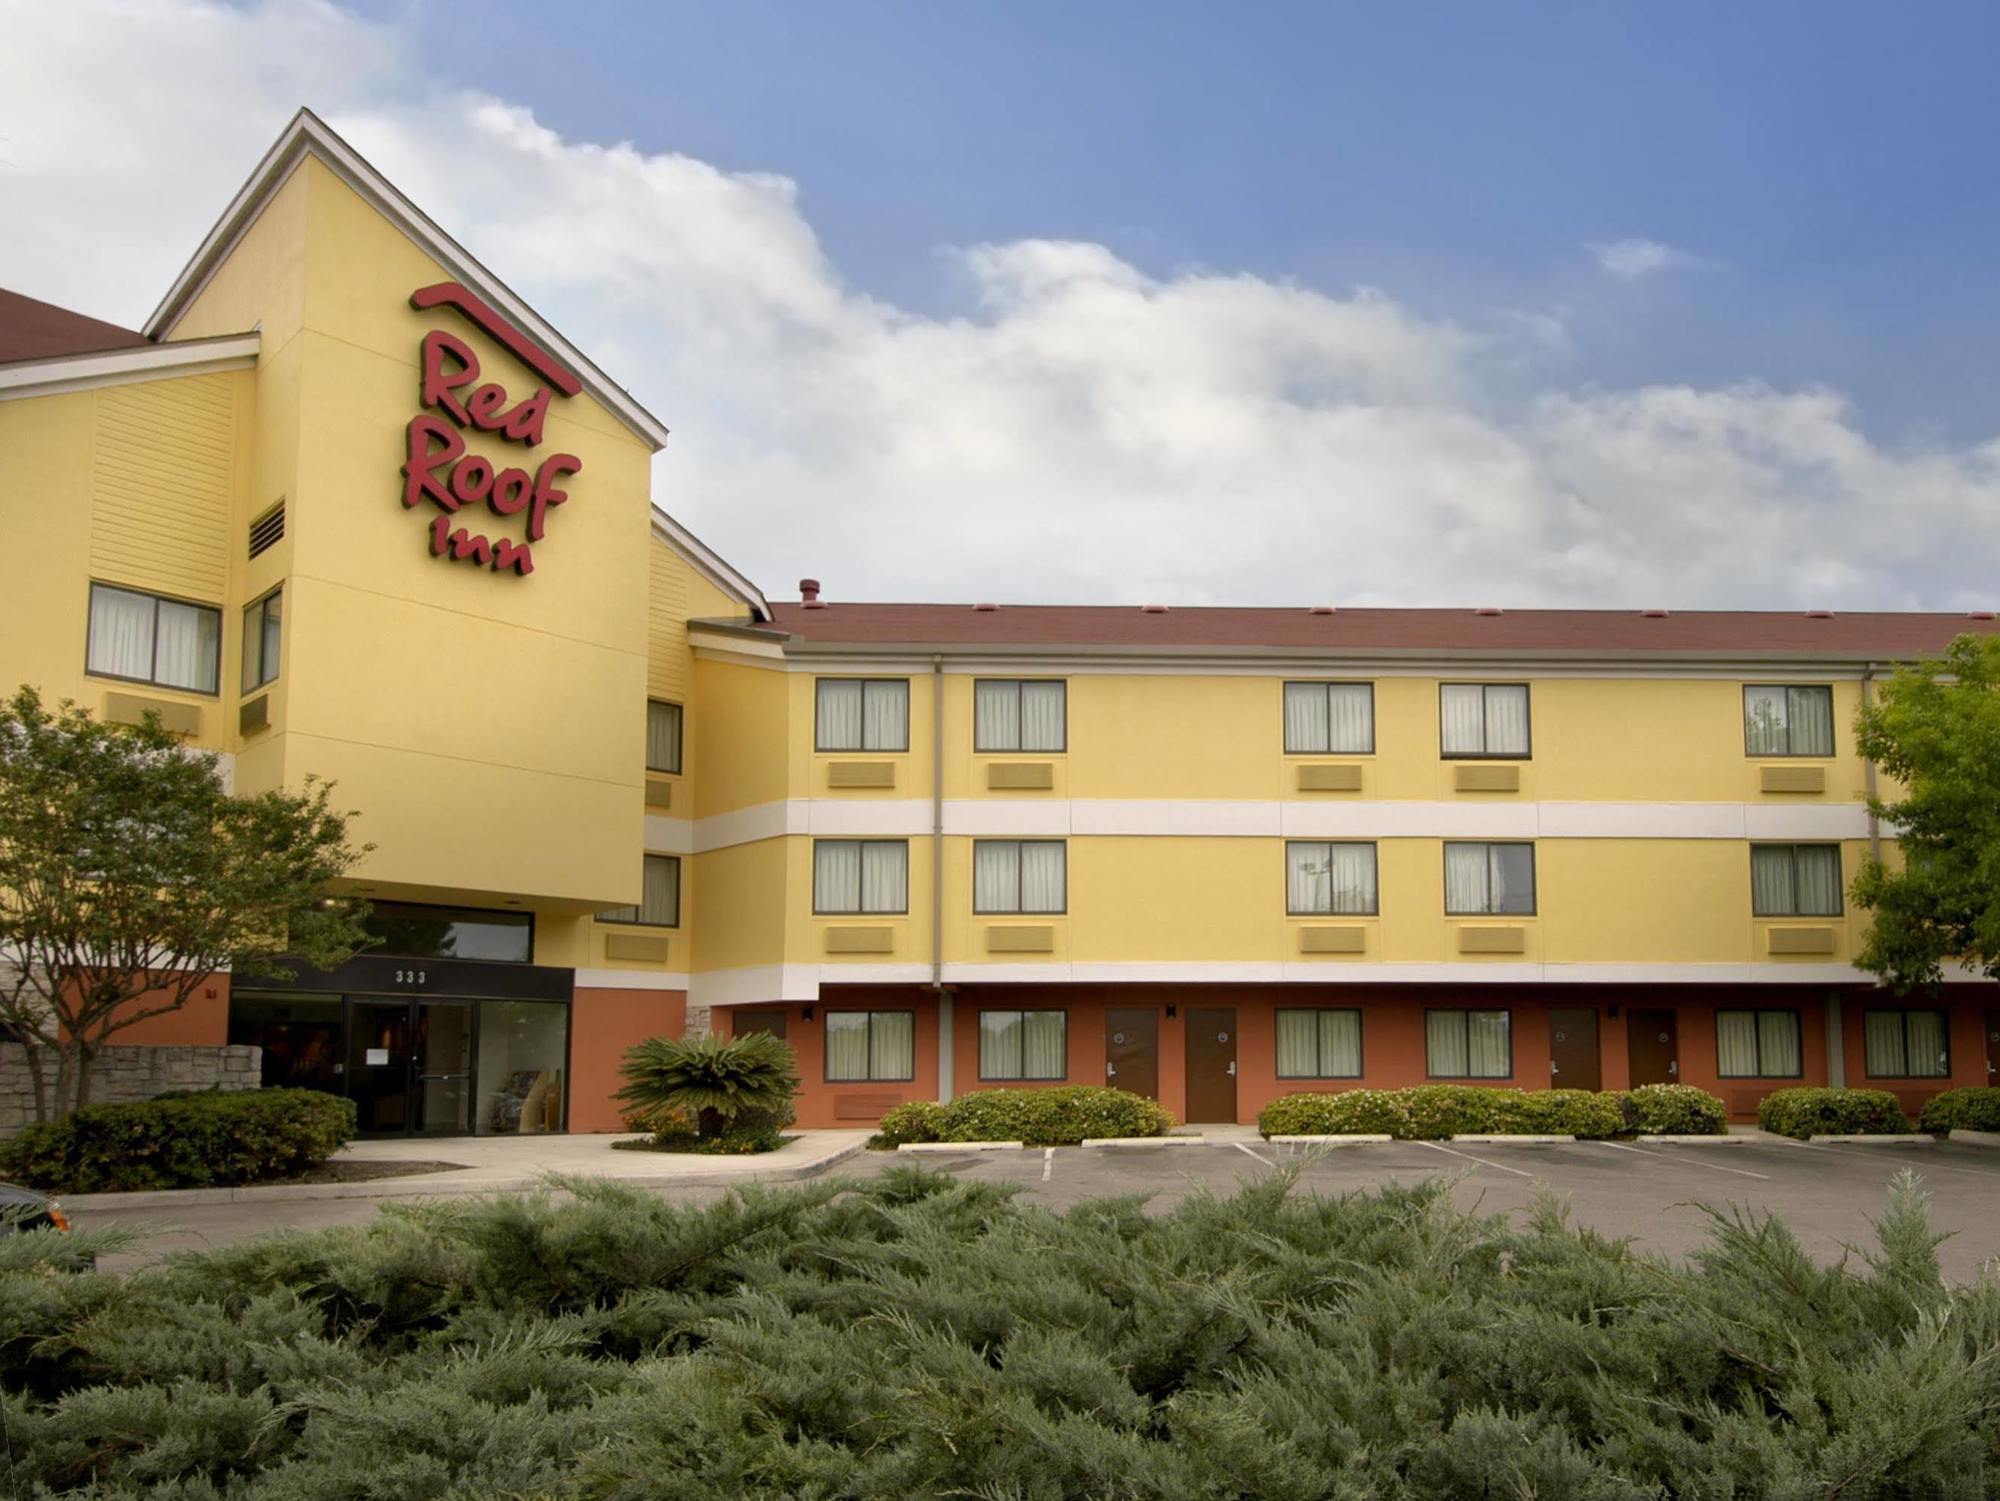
left=1968, top=610, right=1996, bottom=621
left=1308, top=605, right=1336, bottom=616
left=973, top=602, right=998, bottom=612
left=1474, top=606, right=1504, bottom=616
left=799, top=578, right=826, bottom=609
left=1804, top=609, right=1835, bottom=618
left=1141, top=603, right=1170, bottom=614
left=1640, top=608, right=1670, bottom=618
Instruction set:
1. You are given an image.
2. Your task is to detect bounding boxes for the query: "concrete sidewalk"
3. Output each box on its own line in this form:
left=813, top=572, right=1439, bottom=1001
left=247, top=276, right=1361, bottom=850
left=62, top=1130, right=874, bottom=1210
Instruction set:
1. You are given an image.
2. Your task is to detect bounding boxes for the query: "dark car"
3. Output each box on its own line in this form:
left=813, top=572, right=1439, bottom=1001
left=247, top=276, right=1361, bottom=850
left=0, top=1181, right=70, bottom=1234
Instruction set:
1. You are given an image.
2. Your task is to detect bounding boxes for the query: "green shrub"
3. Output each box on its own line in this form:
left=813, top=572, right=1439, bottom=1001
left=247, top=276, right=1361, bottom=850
left=1918, top=1087, right=2000, bottom=1135
left=1758, top=1086, right=1910, bottom=1139
left=1259, top=1085, right=1625, bottom=1140
left=870, top=1087, right=1172, bottom=1147
left=614, top=1032, right=798, bottom=1149
left=1616, top=1083, right=1730, bottom=1135
left=872, top=1100, right=947, bottom=1147
left=0, top=1088, right=354, bottom=1192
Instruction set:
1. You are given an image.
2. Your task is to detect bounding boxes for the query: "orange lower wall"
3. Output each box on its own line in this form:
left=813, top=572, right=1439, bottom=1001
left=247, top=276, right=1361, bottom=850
left=1841, top=998, right=1990, bottom=1116
left=100, top=976, right=232, bottom=1045
left=719, top=987, right=941, bottom=1128
left=568, top=986, right=687, bottom=1132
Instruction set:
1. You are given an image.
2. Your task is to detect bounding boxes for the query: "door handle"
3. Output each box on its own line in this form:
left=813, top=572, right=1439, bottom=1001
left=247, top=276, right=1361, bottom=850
left=1550, top=1060, right=1559, bottom=1076
left=1106, top=1063, right=1117, bottom=1078
left=1227, top=1061, right=1236, bottom=1077
left=1668, top=1060, right=1678, bottom=1076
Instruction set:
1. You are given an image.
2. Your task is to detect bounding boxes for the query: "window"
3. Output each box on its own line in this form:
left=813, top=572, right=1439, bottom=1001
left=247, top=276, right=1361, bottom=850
left=975, top=679, right=1066, bottom=752
left=826, top=1010, right=916, bottom=1081
left=1716, top=1010, right=1803, bottom=1078
left=979, top=1009, right=1067, bottom=1080
left=646, top=701, right=683, bottom=774
left=813, top=840, right=909, bottom=914
left=1864, top=1009, right=1950, bottom=1079
left=1440, top=683, right=1530, bottom=758
left=1426, top=1009, right=1511, bottom=1078
left=364, top=902, right=534, bottom=963
left=973, top=840, right=1066, bottom=913
left=1750, top=845, right=1843, bottom=916
left=1283, top=682, right=1375, bottom=754
left=1744, top=685, right=1835, bottom=757
left=1285, top=842, right=1379, bottom=915
left=1275, top=1009, right=1363, bottom=1078
left=1443, top=842, right=1536, bottom=915
left=240, top=588, right=282, bottom=693
left=86, top=582, right=221, bottom=694
left=598, top=854, right=680, bottom=926
left=816, top=678, right=909, bottom=751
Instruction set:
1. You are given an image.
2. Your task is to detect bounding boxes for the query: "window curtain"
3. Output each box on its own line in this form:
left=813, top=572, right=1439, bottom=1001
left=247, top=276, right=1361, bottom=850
left=1488, top=844, right=1534, bottom=915
left=87, top=586, right=154, bottom=681
left=870, top=1011, right=915, bottom=1079
left=1020, top=841, right=1065, bottom=912
left=640, top=856, right=679, bottom=926
left=1021, top=681, right=1065, bottom=751
left=1792, top=846, right=1843, bottom=915
left=241, top=601, right=264, bottom=692
left=1482, top=685, right=1529, bottom=755
left=1904, top=1011, right=1949, bottom=1078
left=826, top=1013, right=871, bottom=1081
left=1426, top=1011, right=1468, bottom=1076
left=1716, top=1011, right=1759, bottom=1076
left=861, top=842, right=907, bottom=912
left=1327, top=684, right=1372, bottom=753
left=863, top=680, right=908, bottom=750
left=646, top=701, right=682, bottom=773
left=979, top=1010, right=1021, bottom=1078
left=1786, top=687, right=1834, bottom=756
left=1275, top=1010, right=1317, bottom=1075
left=976, top=680, right=1020, bottom=750
left=260, top=591, right=282, bottom=685
left=1444, top=843, right=1489, bottom=914
left=1287, top=843, right=1327, bottom=913
left=1284, top=682, right=1330, bottom=753
left=1022, top=1010, right=1065, bottom=1078
left=815, top=841, right=862, bottom=911
left=1440, top=684, right=1485, bottom=754
left=974, top=841, right=1020, bottom=912
left=153, top=600, right=218, bottom=692
left=817, top=680, right=863, bottom=749
left=1466, top=1011, right=1510, bottom=1077
left=1744, top=686, right=1788, bottom=755
left=1758, top=1011, right=1801, bottom=1075
left=1319, top=1010, right=1361, bottom=1075
left=1864, top=1011, right=1907, bottom=1076
left=1750, top=847, right=1795, bottom=915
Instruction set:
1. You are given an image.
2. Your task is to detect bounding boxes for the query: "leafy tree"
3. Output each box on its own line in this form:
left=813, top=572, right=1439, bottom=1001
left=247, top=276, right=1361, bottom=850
left=0, top=686, right=371, bottom=1122
left=615, top=1031, right=799, bottom=1140
left=1853, top=633, right=2000, bottom=990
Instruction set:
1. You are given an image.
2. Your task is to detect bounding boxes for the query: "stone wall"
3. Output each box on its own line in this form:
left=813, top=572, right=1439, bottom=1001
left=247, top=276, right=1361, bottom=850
left=0, top=1043, right=261, bottom=1138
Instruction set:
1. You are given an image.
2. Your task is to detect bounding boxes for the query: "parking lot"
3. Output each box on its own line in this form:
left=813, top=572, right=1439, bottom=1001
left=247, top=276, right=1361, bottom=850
left=73, top=1134, right=2000, bottom=1280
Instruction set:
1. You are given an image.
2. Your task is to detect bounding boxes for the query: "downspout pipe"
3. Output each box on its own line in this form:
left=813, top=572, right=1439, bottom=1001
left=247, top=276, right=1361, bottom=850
left=931, top=654, right=952, bottom=1102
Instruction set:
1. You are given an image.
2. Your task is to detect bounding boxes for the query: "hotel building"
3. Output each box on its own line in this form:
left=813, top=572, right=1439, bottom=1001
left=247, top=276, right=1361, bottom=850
left=2, top=112, right=1993, bottom=1136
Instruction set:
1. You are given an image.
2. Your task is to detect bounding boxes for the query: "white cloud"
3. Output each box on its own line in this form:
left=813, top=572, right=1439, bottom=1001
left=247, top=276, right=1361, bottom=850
left=5, top=0, right=1998, bottom=611
left=1589, top=237, right=1697, bottom=280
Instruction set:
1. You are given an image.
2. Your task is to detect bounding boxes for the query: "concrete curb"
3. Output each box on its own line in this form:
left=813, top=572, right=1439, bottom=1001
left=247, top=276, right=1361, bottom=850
left=1808, top=1133, right=1936, bottom=1145
left=895, top=1141, right=1024, bottom=1153
left=1265, top=1134, right=1395, bottom=1145
left=1082, top=1135, right=1208, bottom=1148
left=1635, top=1134, right=1747, bottom=1145
left=61, top=1140, right=870, bottom=1210
left=1949, top=1129, right=2000, bottom=1148
left=1450, top=1133, right=1576, bottom=1145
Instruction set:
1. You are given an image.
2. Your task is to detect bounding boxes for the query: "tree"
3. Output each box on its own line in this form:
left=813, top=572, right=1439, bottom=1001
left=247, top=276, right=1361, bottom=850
left=1852, top=633, right=2000, bottom=991
left=614, top=1031, right=799, bottom=1141
left=0, top=686, right=372, bottom=1122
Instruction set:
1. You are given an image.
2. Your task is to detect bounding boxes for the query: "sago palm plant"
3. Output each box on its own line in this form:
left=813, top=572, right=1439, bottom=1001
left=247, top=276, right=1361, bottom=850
left=614, top=1031, right=800, bottom=1139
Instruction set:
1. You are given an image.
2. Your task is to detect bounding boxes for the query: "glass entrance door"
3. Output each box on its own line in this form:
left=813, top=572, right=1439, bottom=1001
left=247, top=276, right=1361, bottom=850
left=346, top=999, right=475, bottom=1136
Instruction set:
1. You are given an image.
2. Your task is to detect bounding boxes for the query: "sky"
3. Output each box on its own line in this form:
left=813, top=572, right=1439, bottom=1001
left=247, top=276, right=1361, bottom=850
left=6, top=0, right=2000, bottom=611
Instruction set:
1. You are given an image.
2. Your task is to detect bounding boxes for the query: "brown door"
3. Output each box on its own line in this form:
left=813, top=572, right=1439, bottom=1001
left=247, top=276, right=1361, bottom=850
left=1627, top=1008, right=1679, bottom=1087
left=1184, top=1007, right=1239, bottom=1123
left=735, top=1011, right=788, bottom=1044
left=1105, top=1007, right=1159, bottom=1099
left=1986, top=1009, right=2000, bottom=1084
left=1548, top=1008, right=1601, bottom=1091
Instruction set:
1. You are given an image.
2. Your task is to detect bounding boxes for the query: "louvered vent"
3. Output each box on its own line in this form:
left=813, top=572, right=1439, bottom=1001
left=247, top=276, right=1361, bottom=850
left=247, top=503, right=285, bottom=559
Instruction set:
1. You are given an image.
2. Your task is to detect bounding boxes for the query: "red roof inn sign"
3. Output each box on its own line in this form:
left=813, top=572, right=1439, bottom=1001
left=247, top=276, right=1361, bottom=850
left=400, top=282, right=583, bottom=577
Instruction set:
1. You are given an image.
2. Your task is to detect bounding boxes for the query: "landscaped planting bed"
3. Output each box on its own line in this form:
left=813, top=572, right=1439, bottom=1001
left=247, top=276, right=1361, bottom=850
left=873, top=1086, right=1174, bottom=1147
left=1919, top=1087, right=2000, bottom=1135
left=1258, top=1083, right=1727, bottom=1140
left=1757, top=1086, right=1911, bottom=1140
left=3, top=1167, right=1993, bottom=1495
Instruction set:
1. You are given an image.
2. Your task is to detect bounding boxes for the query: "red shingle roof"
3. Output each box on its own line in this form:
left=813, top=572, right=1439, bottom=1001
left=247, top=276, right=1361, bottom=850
left=0, top=287, right=150, bottom=364
left=759, top=603, right=2000, bottom=659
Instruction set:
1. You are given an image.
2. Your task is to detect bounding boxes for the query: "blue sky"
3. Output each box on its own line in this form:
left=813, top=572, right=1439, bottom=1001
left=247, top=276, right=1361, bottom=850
left=11, top=1, right=2000, bottom=608
left=370, top=0, right=2000, bottom=445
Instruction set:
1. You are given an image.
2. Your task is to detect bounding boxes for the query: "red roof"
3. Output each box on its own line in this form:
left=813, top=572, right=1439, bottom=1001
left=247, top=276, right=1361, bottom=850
left=0, top=287, right=150, bottom=364
left=758, top=603, right=2000, bottom=659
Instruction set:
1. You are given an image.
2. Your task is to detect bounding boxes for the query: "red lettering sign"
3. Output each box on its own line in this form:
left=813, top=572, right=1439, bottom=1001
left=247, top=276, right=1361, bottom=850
left=400, top=282, right=583, bottom=577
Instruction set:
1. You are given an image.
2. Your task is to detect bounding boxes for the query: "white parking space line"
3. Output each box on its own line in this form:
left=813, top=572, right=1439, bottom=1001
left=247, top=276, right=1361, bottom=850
left=1416, top=1140, right=1538, bottom=1179
left=1801, top=1144, right=2000, bottom=1181
left=1041, top=1147, right=1054, bottom=1182
left=1233, top=1141, right=1272, bottom=1166
left=1594, top=1140, right=1770, bottom=1181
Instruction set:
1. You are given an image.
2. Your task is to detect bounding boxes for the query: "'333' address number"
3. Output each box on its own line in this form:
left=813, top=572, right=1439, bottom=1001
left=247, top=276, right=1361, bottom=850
left=393, top=969, right=428, bottom=986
